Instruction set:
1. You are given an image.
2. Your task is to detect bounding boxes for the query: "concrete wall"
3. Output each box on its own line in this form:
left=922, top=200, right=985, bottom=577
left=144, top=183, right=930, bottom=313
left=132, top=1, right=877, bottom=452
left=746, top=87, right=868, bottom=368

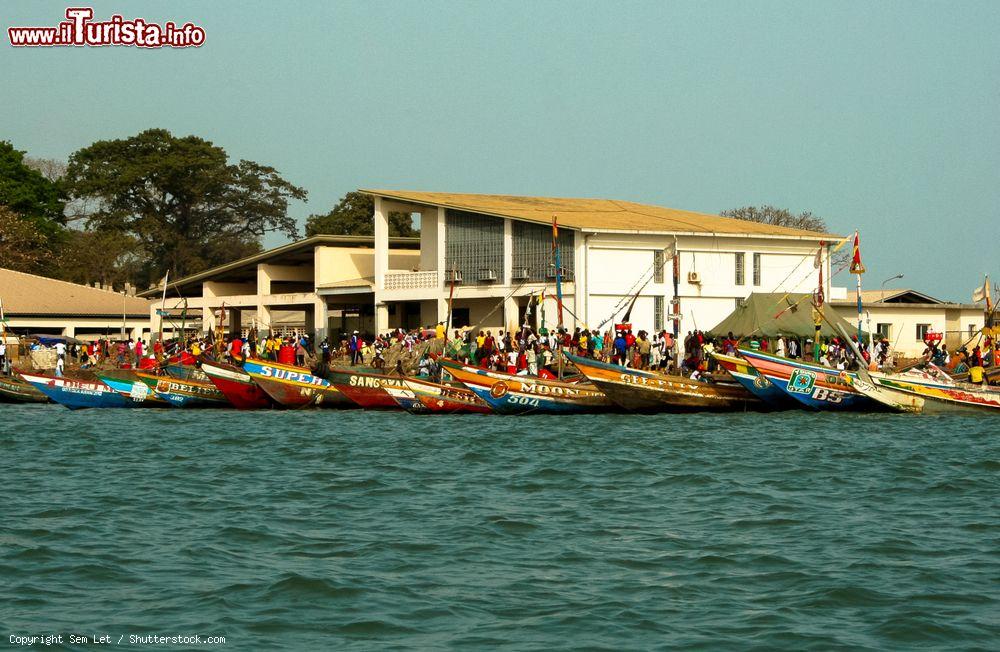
left=829, top=304, right=985, bottom=357
left=315, top=246, right=420, bottom=283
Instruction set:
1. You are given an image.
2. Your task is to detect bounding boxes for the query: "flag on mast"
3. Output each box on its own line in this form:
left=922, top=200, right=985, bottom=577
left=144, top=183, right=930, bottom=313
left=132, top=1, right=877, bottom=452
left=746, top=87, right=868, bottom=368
left=849, top=231, right=865, bottom=345
left=552, top=216, right=564, bottom=328
left=972, top=275, right=991, bottom=308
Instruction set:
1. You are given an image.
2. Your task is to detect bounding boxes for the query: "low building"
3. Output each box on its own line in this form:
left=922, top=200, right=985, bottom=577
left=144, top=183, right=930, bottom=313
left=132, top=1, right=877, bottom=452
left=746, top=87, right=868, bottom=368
left=142, top=235, right=420, bottom=340
left=0, top=267, right=153, bottom=340
left=829, top=288, right=985, bottom=357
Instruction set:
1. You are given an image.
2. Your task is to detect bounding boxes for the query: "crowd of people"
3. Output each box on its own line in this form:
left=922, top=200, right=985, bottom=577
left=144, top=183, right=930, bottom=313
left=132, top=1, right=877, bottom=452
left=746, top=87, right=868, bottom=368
left=3, top=319, right=996, bottom=386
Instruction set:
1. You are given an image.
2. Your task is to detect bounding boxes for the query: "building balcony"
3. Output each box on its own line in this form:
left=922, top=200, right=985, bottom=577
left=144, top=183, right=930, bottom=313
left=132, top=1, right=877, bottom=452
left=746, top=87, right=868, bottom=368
left=383, top=270, right=439, bottom=291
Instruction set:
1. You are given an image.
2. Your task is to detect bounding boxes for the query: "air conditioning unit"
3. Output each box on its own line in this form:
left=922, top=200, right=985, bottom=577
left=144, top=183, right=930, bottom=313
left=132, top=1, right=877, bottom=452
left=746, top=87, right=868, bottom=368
left=687, top=271, right=702, bottom=284
left=511, top=267, right=529, bottom=280
left=478, top=268, right=498, bottom=282
left=445, top=269, right=463, bottom=283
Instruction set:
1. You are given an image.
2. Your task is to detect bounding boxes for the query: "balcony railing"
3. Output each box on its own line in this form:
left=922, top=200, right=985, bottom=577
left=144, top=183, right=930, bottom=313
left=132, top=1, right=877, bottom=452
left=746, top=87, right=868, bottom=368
left=384, top=270, right=439, bottom=291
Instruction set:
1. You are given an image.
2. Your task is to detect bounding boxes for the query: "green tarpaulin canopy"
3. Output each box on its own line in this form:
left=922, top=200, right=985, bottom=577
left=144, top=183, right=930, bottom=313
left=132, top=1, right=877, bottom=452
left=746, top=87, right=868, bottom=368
left=708, top=293, right=865, bottom=340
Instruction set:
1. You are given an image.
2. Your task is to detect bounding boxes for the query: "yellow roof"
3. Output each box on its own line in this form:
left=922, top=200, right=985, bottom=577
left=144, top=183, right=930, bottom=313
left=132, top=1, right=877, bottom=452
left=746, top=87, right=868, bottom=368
left=362, top=189, right=838, bottom=239
left=0, top=268, right=153, bottom=316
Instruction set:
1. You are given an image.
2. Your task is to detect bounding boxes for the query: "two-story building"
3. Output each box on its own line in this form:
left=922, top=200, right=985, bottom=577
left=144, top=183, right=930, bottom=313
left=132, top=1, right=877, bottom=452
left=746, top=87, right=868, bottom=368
left=368, top=190, right=836, bottom=339
left=144, top=190, right=838, bottom=347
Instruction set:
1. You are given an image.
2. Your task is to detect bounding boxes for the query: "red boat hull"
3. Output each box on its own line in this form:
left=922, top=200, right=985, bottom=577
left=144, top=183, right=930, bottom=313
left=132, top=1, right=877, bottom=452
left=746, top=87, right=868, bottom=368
left=417, top=393, right=492, bottom=414
left=205, top=371, right=275, bottom=410
left=325, top=368, right=401, bottom=409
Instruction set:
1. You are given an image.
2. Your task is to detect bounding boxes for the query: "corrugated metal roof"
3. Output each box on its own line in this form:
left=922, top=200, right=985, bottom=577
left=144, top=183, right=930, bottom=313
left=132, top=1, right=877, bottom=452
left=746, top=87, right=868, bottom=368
left=0, top=268, right=153, bottom=316
left=362, top=189, right=840, bottom=239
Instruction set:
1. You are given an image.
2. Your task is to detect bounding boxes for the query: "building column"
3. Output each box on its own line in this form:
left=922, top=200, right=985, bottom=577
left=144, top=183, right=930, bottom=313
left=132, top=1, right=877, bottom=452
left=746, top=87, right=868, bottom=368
left=202, top=306, right=215, bottom=335
left=374, top=197, right=389, bottom=290
left=149, top=306, right=163, bottom=341
left=63, top=325, right=76, bottom=337
left=313, top=298, right=328, bottom=343
left=376, top=301, right=389, bottom=333
left=257, top=304, right=273, bottom=337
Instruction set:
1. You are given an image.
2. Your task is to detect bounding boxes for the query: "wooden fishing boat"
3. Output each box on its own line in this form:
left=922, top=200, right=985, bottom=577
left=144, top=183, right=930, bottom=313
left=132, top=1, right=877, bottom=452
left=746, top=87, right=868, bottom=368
left=565, top=352, right=762, bottom=412
left=381, top=379, right=425, bottom=412
left=242, top=358, right=352, bottom=408
left=134, top=371, right=230, bottom=408
left=93, top=370, right=174, bottom=408
left=20, top=371, right=158, bottom=410
left=164, top=363, right=211, bottom=383
left=0, top=374, right=50, bottom=403
left=402, top=377, right=492, bottom=414
left=323, top=368, right=406, bottom=409
left=439, top=358, right=613, bottom=414
left=710, top=352, right=799, bottom=409
left=864, top=370, right=1000, bottom=414
left=738, top=349, right=879, bottom=411
left=843, top=373, right=924, bottom=413
left=200, top=358, right=278, bottom=410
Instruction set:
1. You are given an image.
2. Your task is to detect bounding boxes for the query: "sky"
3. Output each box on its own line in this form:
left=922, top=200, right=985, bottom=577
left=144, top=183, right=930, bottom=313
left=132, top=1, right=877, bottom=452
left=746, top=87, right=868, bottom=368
left=2, top=0, right=998, bottom=301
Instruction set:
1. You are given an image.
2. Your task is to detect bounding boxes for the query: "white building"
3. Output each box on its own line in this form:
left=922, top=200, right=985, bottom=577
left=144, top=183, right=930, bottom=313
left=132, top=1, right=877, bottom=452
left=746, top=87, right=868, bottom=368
left=829, top=288, right=985, bottom=358
left=143, top=191, right=838, bottom=347
left=368, top=190, right=835, bottom=340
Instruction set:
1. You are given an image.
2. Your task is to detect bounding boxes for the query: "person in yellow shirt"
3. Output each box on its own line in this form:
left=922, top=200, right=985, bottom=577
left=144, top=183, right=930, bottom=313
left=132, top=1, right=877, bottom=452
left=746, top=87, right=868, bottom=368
left=191, top=341, right=202, bottom=356
left=435, top=322, right=446, bottom=339
left=969, top=365, right=985, bottom=385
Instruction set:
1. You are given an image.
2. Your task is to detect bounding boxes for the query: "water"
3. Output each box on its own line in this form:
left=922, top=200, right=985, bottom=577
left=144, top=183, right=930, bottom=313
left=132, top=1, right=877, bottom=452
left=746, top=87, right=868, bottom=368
left=1, top=405, right=998, bottom=651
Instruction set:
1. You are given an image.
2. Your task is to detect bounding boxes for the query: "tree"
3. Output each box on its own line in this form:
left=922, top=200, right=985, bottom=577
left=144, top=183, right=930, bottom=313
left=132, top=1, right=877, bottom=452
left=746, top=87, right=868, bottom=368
left=0, top=206, right=48, bottom=273
left=721, top=205, right=828, bottom=233
left=0, top=141, right=65, bottom=239
left=52, top=228, right=145, bottom=288
left=306, top=191, right=418, bottom=237
left=64, top=129, right=306, bottom=287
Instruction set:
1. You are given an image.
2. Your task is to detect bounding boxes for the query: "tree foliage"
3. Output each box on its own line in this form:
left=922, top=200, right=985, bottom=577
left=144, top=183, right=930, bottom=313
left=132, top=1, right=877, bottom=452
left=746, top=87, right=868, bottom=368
left=52, top=229, right=145, bottom=288
left=64, top=129, right=306, bottom=287
left=0, top=206, right=49, bottom=273
left=306, top=191, right=418, bottom=237
left=721, top=205, right=828, bottom=233
left=0, top=141, right=65, bottom=240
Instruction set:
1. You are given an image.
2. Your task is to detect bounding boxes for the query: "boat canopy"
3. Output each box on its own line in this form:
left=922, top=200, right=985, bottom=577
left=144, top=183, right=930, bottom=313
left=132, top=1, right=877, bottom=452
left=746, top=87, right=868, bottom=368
left=708, top=293, right=866, bottom=340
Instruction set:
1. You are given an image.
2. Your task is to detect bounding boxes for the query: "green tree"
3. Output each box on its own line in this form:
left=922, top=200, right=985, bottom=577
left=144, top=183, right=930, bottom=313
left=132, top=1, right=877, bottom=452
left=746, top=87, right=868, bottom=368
left=52, top=228, right=145, bottom=288
left=0, top=206, right=49, bottom=273
left=721, top=205, right=828, bottom=233
left=0, top=141, right=65, bottom=240
left=306, top=191, right=418, bottom=237
left=64, top=129, right=306, bottom=287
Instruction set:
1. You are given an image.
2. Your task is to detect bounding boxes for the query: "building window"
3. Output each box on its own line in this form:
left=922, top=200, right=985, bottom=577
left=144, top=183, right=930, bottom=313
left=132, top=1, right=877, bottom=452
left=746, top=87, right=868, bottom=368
left=876, top=323, right=891, bottom=339
left=735, top=297, right=747, bottom=309
left=968, top=323, right=977, bottom=336
left=654, top=295, right=664, bottom=331
left=653, top=250, right=665, bottom=284
left=511, top=220, right=574, bottom=283
left=445, top=210, right=504, bottom=284
left=752, top=253, right=761, bottom=286
left=916, top=323, right=931, bottom=341
left=735, top=253, right=745, bottom=286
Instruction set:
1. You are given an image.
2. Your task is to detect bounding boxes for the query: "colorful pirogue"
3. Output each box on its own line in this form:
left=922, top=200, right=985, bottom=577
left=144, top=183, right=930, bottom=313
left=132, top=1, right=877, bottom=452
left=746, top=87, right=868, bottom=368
left=241, top=358, right=352, bottom=409
left=199, top=358, right=277, bottom=410
left=438, top=358, right=613, bottom=414
left=737, top=349, right=879, bottom=412
left=0, top=374, right=49, bottom=403
left=564, top=352, right=764, bottom=412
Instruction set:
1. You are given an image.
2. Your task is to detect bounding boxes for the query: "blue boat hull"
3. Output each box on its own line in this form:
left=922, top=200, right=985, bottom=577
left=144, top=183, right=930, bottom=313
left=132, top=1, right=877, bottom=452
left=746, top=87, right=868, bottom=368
left=463, top=383, right=598, bottom=415
left=21, top=374, right=141, bottom=410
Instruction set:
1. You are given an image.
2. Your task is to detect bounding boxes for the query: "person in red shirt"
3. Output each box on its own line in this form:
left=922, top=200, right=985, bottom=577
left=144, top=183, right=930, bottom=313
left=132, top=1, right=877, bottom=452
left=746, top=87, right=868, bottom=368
left=230, top=337, right=243, bottom=361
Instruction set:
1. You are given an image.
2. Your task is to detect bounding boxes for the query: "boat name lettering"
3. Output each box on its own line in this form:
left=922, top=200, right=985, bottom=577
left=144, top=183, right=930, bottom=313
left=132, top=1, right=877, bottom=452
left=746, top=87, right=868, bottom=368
left=348, top=375, right=384, bottom=389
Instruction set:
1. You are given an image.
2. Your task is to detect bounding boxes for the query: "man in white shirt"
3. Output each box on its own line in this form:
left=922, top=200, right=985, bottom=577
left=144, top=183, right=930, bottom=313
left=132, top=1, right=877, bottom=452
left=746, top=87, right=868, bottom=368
left=54, top=341, right=66, bottom=361
left=0, top=340, right=6, bottom=373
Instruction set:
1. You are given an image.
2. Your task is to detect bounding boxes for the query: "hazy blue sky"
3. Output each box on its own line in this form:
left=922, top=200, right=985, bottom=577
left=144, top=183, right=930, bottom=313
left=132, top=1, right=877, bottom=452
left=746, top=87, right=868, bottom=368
left=3, top=0, right=998, bottom=300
